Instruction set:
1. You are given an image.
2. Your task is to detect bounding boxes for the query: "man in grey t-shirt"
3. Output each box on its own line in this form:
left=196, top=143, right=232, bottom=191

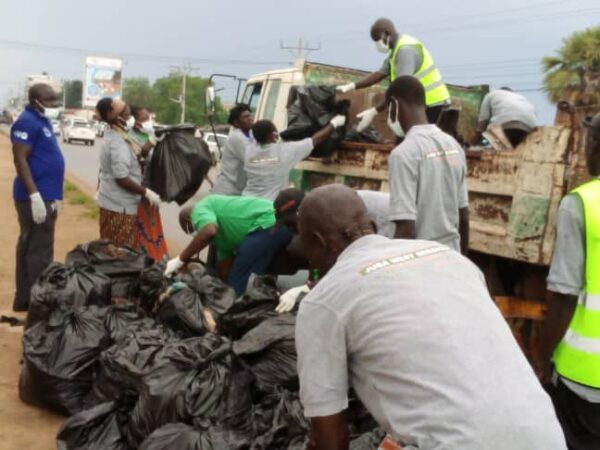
left=242, top=116, right=346, bottom=201
left=295, top=185, right=566, bottom=450
left=386, top=76, right=469, bottom=253
left=212, top=104, right=254, bottom=195
left=475, top=88, right=537, bottom=148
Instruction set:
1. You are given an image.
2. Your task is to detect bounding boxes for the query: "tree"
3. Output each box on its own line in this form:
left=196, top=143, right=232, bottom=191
left=123, top=77, right=155, bottom=111
left=542, top=26, right=600, bottom=105
left=60, top=80, right=83, bottom=109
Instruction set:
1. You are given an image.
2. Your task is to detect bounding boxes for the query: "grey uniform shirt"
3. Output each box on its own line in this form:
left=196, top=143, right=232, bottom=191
left=479, top=90, right=537, bottom=130
left=357, top=190, right=394, bottom=238
left=389, top=124, right=468, bottom=252
left=212, top=127, right=251, bottom=195
left=379, top=44, right=422, bottom=78
left=97, top=129, right=142, bottom=214
left=242, top=138, right=313, bottom=201
left=296, top=235, right=566, bottom=450
left=547, top=193, right=600, bottom=402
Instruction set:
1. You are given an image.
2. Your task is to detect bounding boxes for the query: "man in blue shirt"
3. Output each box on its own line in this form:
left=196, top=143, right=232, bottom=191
left=11, top=83, right=65, bottom=311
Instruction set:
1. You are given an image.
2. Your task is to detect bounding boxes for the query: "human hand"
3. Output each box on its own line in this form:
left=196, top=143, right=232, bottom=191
left=330, top=115, right=347, bottom=128
left=356, top=107, right=378, bottom=132
left=144, top=188, right=162, bottom=207
left=30, top=192, right=47, bottom=224
left=164, top=256, right=185, bottom=278
left=336, top=82, right=356, bottom=94
left=276, top=284, right=310, bottom=313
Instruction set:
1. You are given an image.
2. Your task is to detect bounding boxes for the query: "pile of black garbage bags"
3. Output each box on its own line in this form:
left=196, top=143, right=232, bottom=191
left=19, top=240, right=382, bottom=449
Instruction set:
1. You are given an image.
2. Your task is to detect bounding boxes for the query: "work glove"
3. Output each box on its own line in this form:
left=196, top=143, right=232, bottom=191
left=147, top=131, right=165, bottom=147
left=336, top=82, right=356, bottom=94
left=144, top=188, right=162, bottom=207
left=164, top=256, right=185, bottom=278
left=356, top=107, right=378, bottom=132
left=276, top=284, right=310, bottom=313
left=30, top=192, right=47, bottom=224
left=330, top=115, right=347, bottom=128
left=51, top=200, right=61, bottom=214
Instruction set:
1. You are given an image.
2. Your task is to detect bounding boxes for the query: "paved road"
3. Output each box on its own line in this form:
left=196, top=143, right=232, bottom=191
left=60, top=136, right=216, bottom=254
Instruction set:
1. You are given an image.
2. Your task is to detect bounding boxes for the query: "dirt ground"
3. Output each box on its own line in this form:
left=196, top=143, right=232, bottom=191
left=0, top=134, right=99, bottom=449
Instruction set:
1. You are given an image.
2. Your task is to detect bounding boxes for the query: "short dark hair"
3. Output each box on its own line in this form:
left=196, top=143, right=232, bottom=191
left=252, top=120, right=276, bottom=144
left=96, top=97, right=114, bottom=122
left=386, top=75, right=425, bottom=106
left=28, top=83, right=54, bottom=104
left=228, top=103, right=251, bottom=126
left=274, top=188, right=305, bottom=220
left=130, top=105, right=147, bottom=121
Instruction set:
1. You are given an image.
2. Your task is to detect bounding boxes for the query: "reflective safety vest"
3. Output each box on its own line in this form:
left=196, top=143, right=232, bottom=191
left=554, top=179, right=600, bottom=388
left=389, top=34, right=450, bottom=107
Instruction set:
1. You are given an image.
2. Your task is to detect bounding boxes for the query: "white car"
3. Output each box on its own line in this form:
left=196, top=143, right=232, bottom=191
left=51, top=120, right=60, bottom=135
left=202, top=132, right=228, bottom=164
left=63, top=119, right=96, bottom=146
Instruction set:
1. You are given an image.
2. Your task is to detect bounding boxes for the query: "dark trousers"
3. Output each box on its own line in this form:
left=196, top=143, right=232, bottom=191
left=13, top=200, right=57, bottom=311
left=547, top=379, right=600, bottom=450
left=227, top=226, right=293, bottom=296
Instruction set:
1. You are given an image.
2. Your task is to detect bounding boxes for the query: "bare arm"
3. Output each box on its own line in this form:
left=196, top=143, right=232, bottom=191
left=354, top=71, right=387, bottom=90
left=179, top=224, right=218, bottom=262
left=459, top=206, right=470, bottom=255
left=535, top=292, right=577, bottom=382
left=394, top=220, right=417, bottom=240
left=115, top=177, right=146, bottom=196
left=306, top=413, right=349, bottom=450
left=12, top=142, right=38, bottom=194
left=311, top=123, right=335, bottom=148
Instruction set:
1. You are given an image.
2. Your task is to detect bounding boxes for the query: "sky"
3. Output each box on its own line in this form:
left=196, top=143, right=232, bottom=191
left=0, top=0, right=599, bottom=124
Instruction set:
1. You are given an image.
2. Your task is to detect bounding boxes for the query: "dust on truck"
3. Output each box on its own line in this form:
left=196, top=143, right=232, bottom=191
left=236, top=58, right=596, bottom=353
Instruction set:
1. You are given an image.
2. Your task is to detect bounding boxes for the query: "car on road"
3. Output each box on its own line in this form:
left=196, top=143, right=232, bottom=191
left=62, top=118, right=95, bottom=146
left=51, top=119, right=60, bottom=135
left=94, top=121, right=106, bottom=137
left=201, top=132, right=228, bottom=164
left=0, top=110, right=13, bottom=125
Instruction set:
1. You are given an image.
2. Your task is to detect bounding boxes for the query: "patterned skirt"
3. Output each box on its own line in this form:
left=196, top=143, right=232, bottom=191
left=99, top=208, right=139, bottom=250
left=135, top=200, right=168, bottom=262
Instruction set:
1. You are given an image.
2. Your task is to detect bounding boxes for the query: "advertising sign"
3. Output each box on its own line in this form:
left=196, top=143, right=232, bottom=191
left=83, top=56, right=123, bottom=107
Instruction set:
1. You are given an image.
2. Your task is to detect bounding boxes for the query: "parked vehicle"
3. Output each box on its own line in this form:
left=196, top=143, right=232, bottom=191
left=51, top=119, right=60, bottom=135
left=203, top=132, right=228, bottom=164
left=94, top=121, right=106, bottom=137
left=62, top=118, right=96, bottom=146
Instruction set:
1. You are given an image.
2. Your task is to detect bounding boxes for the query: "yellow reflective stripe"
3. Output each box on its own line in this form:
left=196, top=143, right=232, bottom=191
left=568, top=305, right=600, bottom=338
left=415, top=64, right=437, bottom=80
left=423, top=79, right=446, bottom=92
left=554, top=341, right=600, bottom=388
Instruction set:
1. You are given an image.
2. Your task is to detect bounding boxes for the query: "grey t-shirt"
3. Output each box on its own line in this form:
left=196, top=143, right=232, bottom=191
left=212, top=127, right=251, bottom=195
left=357, top=190, right=394, bottom=238
left=388, top=124, right=468, bottom=252
left=479, top=90, right=537, bottom=130
left=242, top=138, right=313, bottom=201
left=378, top=44, right=422, bottom=78
left=97, top=129, right=142, bottom=214
left=547, top=193, right=600, bottom=402
left=296, top=235, right=566, bottom=450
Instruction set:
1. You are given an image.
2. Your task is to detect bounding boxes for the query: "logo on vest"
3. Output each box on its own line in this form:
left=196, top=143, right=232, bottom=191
left=14, top=130, right=29, bottom=140
left=43, top=127, right=52, bottom=138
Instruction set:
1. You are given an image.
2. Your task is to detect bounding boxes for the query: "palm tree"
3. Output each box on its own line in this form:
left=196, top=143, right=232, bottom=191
left=543, top=26, right=600, bottom=105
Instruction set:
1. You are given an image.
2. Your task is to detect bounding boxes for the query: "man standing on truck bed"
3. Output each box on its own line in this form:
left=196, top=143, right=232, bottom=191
left=386, top=75, right=469, bottom=254
left=295, top=184, right=567, bottom=450
left=336, top=17, right=451, bottom=132
left=536, top=112, right=600, bottom=450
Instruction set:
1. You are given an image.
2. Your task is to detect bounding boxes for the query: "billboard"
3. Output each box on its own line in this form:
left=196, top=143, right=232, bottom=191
left=83, top=56, right=123, bottom=107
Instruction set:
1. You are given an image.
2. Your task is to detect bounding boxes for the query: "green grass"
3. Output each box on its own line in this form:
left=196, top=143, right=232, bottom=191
left=64, top=180, right=99, bottom=220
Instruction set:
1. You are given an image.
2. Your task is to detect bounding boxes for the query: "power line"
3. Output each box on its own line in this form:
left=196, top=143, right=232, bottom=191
left=280, top=39, right=321, bottom=60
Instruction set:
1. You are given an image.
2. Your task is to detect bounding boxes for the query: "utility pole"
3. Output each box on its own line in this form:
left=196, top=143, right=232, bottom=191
left=280, top=38, right=321, bottom=63
left=169, top=64, right=193, bottom=124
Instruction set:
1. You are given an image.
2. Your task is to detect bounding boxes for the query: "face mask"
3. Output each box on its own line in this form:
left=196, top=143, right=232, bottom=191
left=387, top=99, right=405, bottom=138
left=124, top=116, right=135, bottom=131
left=36, top=100, right=60, bottom=120
left=140, top=120, right=154, bottom=134
left=375, top=36, right=390, bottom=54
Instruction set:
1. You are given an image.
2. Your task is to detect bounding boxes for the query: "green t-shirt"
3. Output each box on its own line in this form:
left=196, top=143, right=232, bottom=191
left=191, top=195, right=276, bottom=260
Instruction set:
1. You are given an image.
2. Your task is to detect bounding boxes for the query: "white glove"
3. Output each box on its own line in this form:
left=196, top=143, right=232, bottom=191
left=276, top=284, right=310, bottom=313
left=330, top=115, right=347, bottom=128
left=336, top=82, right=356, bottom=94
left=51, top=200, right=61, bottom=214
left=144, top=188, right=161, bottom=207
left=30, top=192, right=47, bottom=224
left=164, top=256, right=185, bottom=278
left=356, top=107, right=378, bottom=132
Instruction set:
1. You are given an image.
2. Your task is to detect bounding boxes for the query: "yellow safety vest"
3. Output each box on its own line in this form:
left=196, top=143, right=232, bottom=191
left=389, top=34, right=450, bottom=107
left=553, top=179, right=600, bottom=388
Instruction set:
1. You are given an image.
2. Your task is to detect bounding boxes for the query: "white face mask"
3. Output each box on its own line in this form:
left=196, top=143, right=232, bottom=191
left=140, top=120, right=154, bottom=134
left=387, top=99, right=405, bottom=138
left=36, top=100, right=60, bottom=120
left=375, top=35, right=390, bottom=54
left=125, top=116, right=135, bottom=131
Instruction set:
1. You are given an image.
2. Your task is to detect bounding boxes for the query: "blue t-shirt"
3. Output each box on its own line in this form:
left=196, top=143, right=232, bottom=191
left=11, top=106, right=65, bottom=201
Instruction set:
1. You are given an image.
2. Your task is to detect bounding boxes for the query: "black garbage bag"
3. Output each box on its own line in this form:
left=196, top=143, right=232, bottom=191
left=156, top=283, right=213, bottom=337
left=344, top=125, right=384, bottom=144
left=251, top=387, right=310, bottom=449
left=92, top=321, right=175, bottom=404
left=27, top=262, right=111, bottom=329
left=139, top=262, right=167, bottom=313
left=126, top=334, right=253, bottom=446
left=176, top=264, right=236, bottom=318
left=233, top=314, right=297, bottom=389
left=20, top=306, right=112, bottom=415
left=66, top=240, right=152, bottom=299
left=349, top=428, right=387, bottom=450
left=148, top=125, right=212, bottom=205
left=139, top=423, right=250, bottom=450
left=103, top=303, right=147, bottom=342
left=220, top=275, right=279, bottom=339
left=56, top=401, right=132, bottom=450
left=280, top=85, right=350, bottom=158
